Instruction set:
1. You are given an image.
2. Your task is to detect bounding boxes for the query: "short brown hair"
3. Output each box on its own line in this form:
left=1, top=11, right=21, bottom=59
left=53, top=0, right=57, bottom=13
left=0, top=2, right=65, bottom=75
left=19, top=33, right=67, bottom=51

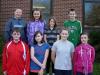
left=68, top=9, right=75, bottom=14
left=12, top=27, right=21, bottom=33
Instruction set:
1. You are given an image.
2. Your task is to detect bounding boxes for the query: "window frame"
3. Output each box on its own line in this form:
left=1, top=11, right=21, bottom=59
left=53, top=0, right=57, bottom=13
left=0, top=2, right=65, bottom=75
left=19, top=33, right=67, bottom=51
left=31, top=0, right=53, bottom=19
left=83, top=0, right=100, bottom=28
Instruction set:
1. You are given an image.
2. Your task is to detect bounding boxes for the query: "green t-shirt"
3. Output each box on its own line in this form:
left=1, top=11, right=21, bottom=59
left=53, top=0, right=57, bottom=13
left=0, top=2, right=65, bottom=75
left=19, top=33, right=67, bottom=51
left=64, top=20, right=82, bottom=46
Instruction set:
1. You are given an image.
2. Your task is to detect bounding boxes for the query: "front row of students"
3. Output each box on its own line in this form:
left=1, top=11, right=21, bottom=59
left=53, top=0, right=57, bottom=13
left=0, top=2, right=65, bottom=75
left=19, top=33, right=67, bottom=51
left=2, top=27, right=95, bottom=75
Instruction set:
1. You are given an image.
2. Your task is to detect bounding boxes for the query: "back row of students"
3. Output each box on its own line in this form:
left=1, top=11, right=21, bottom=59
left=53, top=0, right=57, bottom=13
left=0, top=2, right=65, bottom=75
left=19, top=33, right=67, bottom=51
left=2, top=8, right=95, bottom=75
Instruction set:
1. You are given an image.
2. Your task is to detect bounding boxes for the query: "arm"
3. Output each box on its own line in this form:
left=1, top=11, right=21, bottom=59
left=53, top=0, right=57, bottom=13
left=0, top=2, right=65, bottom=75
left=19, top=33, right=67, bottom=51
left=2, top=45, right=7, bottom=75
left=4, top=19, right=12, bottom=42
left=24, top=21, right=28, bottom=43
left=57, top=35, right=60, bottom=41
left=51, top=50, right=56, bottom=64
left=91, top=47, right=95, bottom=63
left=73, top=50, right=78, bottom=65
left=27, top=23, right=30, bottom=44
left=25, top=44, right=30, bottom=74
left=30, top=47, right=42, bottom=68
left=51, top=42, right=57, bottom=63
left=71, top=44, right=75, bottom=63
left=63, top=20, right=67, bottom=27
left=27, top=22, right=33, bottom=45
left=44, top=34, right=47, bottom=43
left=79, top=21, right=82, bottom=34
left=42, top=49, right=49, bottom=69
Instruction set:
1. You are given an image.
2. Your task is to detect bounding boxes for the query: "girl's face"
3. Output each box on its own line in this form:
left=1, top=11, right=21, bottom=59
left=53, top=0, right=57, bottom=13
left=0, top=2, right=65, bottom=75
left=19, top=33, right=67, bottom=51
left=12, top=31, right=21, bottom=41
left=49, top=19, right=55, bottom=28
left=35, top=33, right=43, bottom=43
left=69, top=11, right=76, bottom=19
left=60, top=30, right=69, bottom=40
left=81, top=34, right=88, bottom=44
left=33, top=11, right=41, bottom=20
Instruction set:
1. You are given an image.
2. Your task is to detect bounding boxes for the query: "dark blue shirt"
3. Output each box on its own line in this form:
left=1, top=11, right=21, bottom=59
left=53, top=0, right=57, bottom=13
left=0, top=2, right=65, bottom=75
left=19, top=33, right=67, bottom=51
left=30, top=43, right=50, bottom=71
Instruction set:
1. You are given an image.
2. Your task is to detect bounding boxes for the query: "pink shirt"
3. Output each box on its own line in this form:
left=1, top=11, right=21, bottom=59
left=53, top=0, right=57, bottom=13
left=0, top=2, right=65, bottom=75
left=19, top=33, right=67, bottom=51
left=73, top=43, right=95, bottom=74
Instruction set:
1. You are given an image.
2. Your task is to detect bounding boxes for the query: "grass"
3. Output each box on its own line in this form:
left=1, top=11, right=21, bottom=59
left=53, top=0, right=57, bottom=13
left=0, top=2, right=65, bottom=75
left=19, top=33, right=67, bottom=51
left=0, top=62, right=100, bottom=75
left=93, top=63, right=100, bottom=75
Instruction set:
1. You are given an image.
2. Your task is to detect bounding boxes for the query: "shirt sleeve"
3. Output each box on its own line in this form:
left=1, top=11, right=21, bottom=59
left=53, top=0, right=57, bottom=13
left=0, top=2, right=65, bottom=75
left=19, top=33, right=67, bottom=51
left=63, top=20, right=67, bottom=27
left=27, top=22, right=33, bottom=45
left=45, top=43, right=50, bottom=50
left=91, top=47, right=95, bottom=63
left=4, top=19, right=12, bottom=42
left=24, top=43, right=30, bottom=74
left=73, top=46, right=79, bottom=66
left=71, top=43, right=75, bottom=53
left=2, top=45, right=7, bottom=72
left=78, top=21, right=82, bottom=34
left=56, top=28, right=60, bottom=35
left=52, top=42, right=57, bottom=52
left=44, top=28, right=47, bottom=34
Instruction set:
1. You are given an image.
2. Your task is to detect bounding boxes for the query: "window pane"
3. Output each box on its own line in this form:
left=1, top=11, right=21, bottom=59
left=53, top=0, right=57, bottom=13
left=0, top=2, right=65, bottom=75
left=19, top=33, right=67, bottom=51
left=85, top=2, right=100, bottom=26
left=32, top=0, right=51, bottom=22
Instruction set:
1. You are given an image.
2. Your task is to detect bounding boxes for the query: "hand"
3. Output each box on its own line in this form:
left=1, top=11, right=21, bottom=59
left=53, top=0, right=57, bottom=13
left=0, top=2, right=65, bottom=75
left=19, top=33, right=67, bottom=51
left=41, top=64, right=45, bottom=69
left=38, top=69, right=44, bottom=75
left=23, top=69, right=26, bottom=75
left=3, top=71, right=7, bottom=75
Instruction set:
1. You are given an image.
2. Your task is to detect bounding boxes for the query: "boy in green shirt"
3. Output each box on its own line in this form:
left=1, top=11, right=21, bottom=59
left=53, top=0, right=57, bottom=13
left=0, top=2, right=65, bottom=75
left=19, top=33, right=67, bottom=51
left=64, top=9, right=82, bottom=46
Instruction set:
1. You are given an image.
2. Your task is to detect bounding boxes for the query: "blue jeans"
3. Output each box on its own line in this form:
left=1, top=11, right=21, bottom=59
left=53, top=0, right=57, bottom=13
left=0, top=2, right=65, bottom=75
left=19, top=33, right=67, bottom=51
left=76, top=72, right=92, bottom=75
left=55, top=69, right=72, bottom=75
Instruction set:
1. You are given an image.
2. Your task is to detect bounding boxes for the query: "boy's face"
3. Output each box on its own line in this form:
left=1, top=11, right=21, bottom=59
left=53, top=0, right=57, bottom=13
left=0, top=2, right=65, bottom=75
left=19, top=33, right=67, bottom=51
left=69, top=11, right=76, bottom=19
left=81, top=34, right=88, bottom=44
left=12, top=31, right=21, bottom=41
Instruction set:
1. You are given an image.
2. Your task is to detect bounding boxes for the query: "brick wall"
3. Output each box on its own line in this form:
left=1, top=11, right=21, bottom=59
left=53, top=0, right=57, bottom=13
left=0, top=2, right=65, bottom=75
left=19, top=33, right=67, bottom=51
left=0, top=0, right=31, bottom=35
left=0, top=0, right=83, bottom=35
left=52, top=0, right=83, bottom=28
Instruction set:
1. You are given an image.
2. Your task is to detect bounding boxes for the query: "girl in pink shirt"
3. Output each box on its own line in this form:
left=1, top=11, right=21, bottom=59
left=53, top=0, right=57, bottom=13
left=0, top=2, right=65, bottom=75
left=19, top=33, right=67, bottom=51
left=73, top=33, right=95, bottom=75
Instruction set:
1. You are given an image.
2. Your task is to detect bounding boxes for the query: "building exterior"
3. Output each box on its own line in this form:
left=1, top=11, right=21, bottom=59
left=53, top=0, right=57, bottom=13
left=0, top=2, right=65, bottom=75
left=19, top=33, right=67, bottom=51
left=0, top=0, right=100, bottom=35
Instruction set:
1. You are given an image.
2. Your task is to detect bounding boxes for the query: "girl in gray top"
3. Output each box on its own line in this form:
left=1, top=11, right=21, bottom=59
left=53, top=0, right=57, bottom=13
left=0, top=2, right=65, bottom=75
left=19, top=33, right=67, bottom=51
left=51, top=28, right=74, bottom=75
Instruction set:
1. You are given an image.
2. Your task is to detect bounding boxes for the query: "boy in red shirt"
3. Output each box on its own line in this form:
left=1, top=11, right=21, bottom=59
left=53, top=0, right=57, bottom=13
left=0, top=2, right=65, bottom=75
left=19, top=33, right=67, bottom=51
left=2, top=27, right=30, bottom=75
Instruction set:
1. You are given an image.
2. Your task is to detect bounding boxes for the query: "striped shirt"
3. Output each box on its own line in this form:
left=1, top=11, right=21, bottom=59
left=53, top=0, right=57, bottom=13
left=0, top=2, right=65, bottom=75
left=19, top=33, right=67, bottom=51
left=44, top=27, right=59, bottom=47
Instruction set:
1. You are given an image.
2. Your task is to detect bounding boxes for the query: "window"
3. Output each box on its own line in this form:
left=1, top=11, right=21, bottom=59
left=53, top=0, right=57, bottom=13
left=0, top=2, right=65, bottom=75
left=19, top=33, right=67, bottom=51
left=32, top=0, right=52, bottom=23
left=84, top=0, right=100, bottom=27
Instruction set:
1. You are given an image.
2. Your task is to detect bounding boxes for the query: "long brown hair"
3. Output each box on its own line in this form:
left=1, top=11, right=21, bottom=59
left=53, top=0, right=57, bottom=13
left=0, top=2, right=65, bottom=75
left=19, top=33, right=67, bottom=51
left=31, top=9, right=43, bottom=22
left=48, top=17, right=57, bottom=28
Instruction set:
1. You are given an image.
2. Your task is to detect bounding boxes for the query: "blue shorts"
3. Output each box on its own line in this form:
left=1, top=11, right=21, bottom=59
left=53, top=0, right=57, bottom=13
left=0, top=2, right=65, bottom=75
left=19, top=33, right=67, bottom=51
left=55, top=69, right=72, bottom=75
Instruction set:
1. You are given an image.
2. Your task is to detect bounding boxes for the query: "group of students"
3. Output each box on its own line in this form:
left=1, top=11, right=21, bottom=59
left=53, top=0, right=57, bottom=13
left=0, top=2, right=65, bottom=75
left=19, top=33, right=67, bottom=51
left=2, top=8, right=95, bottom=75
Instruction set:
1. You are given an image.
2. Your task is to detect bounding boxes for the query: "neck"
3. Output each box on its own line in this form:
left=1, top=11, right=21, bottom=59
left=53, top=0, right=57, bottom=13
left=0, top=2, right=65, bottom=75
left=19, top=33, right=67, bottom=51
left=61, top=39, right=67, bottom=42
left=82, top=42, right=88, bottom=45
left=14, top=16, right=20, bottom=19
left=50, top=27, right=54, bottom=30
left=37, top=42, right=43, bottom=46
left=13, top=39, right=20, bottom=43
left=35, top=19, right=39, bottom=21
left=70, top=18, right=76, bottom=21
